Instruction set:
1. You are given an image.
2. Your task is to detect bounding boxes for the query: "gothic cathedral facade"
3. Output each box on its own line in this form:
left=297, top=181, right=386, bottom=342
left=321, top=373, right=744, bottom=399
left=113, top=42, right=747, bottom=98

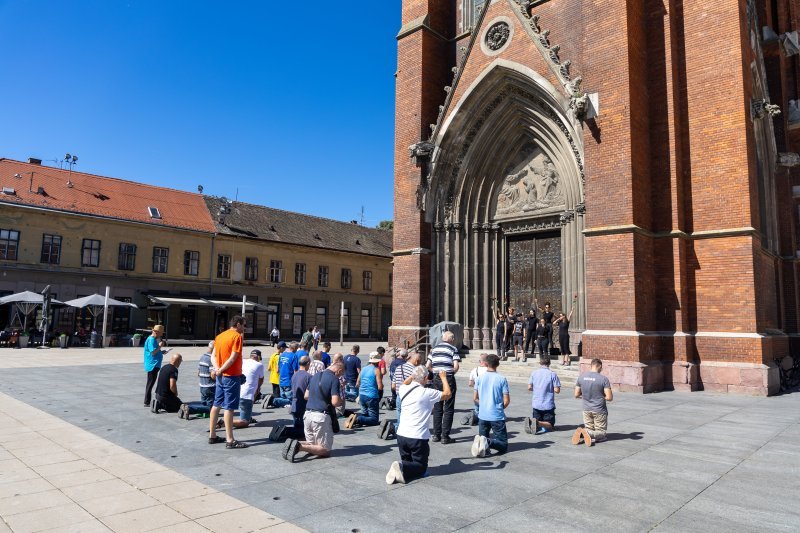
left=390, top=0, right=800, bottom=395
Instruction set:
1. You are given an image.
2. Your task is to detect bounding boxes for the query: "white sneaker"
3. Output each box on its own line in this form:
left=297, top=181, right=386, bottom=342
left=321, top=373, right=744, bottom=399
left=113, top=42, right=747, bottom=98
left=471, top=435, right=482, bottom=457
left=385, top=460, right=404, bottom=484
left=480, top=436, right=489, bottom=457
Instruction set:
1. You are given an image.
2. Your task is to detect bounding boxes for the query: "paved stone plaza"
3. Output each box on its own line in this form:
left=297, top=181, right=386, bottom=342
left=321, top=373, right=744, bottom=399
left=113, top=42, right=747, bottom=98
left=0, top=346, right=799, bottom=532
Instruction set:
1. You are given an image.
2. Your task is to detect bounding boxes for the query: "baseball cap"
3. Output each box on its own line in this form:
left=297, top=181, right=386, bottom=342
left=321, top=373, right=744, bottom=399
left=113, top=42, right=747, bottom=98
left=250, top=349, right=262, bottom=358
left=276, top=341, right=287, bottom=348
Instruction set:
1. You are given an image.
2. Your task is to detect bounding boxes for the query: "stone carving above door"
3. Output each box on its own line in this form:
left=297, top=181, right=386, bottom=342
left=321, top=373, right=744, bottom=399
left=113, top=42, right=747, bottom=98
left=494, top=151, right=564, bottom=218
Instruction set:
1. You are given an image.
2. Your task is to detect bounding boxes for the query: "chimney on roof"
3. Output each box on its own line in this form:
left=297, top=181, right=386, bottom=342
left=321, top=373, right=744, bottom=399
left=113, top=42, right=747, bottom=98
left=28, top=158, right=42, bottom=165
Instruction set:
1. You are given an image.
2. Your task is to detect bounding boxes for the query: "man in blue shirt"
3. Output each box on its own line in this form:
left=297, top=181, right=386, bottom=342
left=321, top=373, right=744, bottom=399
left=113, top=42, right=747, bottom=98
left=526, top=357, right=561, bottom=434
left=471, top=354, right=510, bottom=457
left=272, top=341, right=299, bottom=408
left=320, top=342, right=332, bottom=367
left=143, top=324, right=167, bottom=407
left=343, top=345, right=362, bottom=401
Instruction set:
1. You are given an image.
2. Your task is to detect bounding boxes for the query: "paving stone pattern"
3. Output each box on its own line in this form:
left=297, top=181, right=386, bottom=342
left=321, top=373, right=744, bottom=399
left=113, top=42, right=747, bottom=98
left=0, top=348, right=799, bottom=532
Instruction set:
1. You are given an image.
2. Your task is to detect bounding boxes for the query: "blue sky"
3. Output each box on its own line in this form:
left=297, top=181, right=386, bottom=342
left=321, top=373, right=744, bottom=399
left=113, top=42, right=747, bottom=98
left=0, top=0, right=400, bottom=226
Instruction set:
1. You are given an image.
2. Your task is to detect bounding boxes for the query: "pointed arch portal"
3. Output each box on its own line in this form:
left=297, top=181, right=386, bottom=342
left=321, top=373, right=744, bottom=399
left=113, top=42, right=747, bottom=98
left=424, top=60, right=586, bottom=350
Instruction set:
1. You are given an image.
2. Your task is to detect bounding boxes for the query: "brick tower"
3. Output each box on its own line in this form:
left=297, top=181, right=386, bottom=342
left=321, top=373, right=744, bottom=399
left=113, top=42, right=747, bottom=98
left=392, top=0, right=800, bottom=395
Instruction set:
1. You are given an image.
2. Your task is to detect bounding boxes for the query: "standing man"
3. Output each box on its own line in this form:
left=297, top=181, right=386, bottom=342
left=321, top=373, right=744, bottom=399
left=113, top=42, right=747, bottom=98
left=535, top=319, right=550, bottom=361
left=239, top=349, right=265, bottom=424
left=386, top=367, right=452, bottom=485
left=312, top=325, right=322, bottom=351
left=270, top=325, right=280, bottom=347
left=343, top=345, right=362, bottom=401
left=143, top=324, right=167, bottom=407
left=524, top=309, right=537, bottom=359
left=573, top=358, right=613, bottom=447
left=526, top=357, right=561, bottom=434
left=282, top=362, right=344, bottom=462
left=511, top=313, right=525, bottom=362
left=428, top=331, right=461, bottom=444
left=301, top=327, right=314, bottom=352
left=471, top=354, right=510, bottom=457
left=389, top=349, right=408, bottom=409
left=208, top=316, right=248, bottom=449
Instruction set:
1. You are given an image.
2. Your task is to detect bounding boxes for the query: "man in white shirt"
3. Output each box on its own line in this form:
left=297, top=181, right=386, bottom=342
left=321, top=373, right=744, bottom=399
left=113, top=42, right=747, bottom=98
left=386, top=367, right=452, bottom=485
left=463, top=353, right=488, bottom=425
left=238, top=349, right=265, bottom=424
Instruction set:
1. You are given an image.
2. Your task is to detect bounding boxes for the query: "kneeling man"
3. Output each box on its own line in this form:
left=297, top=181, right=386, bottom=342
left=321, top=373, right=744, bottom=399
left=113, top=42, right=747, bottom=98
left=154, top=353, right=183, bottom=412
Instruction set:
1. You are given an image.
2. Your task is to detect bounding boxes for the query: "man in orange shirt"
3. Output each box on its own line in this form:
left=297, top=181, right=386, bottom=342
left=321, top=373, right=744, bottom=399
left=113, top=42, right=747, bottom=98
left=208, top=315, right=248, bottom=449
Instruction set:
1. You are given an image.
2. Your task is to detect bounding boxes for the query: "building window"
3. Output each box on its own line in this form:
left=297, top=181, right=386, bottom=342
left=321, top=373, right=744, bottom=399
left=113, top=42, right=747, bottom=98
left=363, top=270, right=372, bottom=291
left=111, top=296, right=132, bottom=333
left=318, top=265, right=329, bottom=287
left=269, top=260, right=284, bottom=283
left=341, top=268, right=352, bottom=289
left=389, top=272, right=393, bottom=293
left=184, top=250, right=200, bottom=276
left=292, top=305, right=304, bottom=335
left=118, top=243, right=137, bottom=271
left=40, top=234, right=62, bottom=264
left=315, top=306, right=327, bottom=334
left=0, top=229, right=19, bottom=261
left=361, top=308, right=371, bottom=336
left=295, top=263, right=307, bottom=285
left=152, top=247, right=169, bottom=273
left=245, top=257, right=258, bottom=281
left=217, top=254, right=231, bottom=279
left=81, top=239, right=101, bottom=267
left=464, top=0, right=487, bottom=29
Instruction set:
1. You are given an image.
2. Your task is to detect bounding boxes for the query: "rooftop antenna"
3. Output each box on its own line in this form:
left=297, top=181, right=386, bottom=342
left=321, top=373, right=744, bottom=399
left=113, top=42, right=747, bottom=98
left=235, top=187, right=238, bottom=202
left=65, top=153, right=78, bottom=188
left=360, top=206, right=365, bottom=226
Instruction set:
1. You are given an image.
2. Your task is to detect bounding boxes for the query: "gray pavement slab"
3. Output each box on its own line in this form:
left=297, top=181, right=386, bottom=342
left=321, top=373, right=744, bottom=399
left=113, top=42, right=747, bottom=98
left=0, top=348, right=799, bottom=532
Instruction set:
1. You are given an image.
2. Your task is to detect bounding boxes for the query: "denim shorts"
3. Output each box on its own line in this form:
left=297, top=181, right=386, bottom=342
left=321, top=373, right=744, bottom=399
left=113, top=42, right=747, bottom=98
left=239, top=398, right=254, bottom=421
left=532, top=407, right=556, bottom=425
left=213, top=375, right=241, bottom=411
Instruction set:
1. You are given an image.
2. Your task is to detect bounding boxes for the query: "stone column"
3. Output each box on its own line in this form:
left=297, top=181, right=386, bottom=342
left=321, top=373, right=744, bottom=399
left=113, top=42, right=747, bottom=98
left=444, top=223, right=452, bottom=320
left=462, top=222, right=471, bottom=346
left=471, top=222, right=482, bottom=348
left=452, top=222, right=463, bottom=325
left=482, top=223, right=493, bottom=349
left=434, top=223, right=444, bottom=323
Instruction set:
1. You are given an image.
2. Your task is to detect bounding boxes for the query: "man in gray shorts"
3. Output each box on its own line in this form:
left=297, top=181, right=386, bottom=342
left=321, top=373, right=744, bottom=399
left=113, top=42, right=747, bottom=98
left=282, top=362, right=343, bottom=462
left=573, top=358, right=613, bottom=447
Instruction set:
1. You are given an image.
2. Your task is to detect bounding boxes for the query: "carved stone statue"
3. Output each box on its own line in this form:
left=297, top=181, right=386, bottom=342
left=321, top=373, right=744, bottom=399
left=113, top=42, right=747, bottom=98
left=495, top=153, right=564, bottom=216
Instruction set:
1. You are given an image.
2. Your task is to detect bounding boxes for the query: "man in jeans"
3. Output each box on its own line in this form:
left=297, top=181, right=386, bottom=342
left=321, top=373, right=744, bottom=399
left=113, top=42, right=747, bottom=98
left=526, top=357, right=561, bottom=434
left=573, top=358, right=613, bottom=447
left=471, top=354, right=510, bottom=457
left=343, top=345, right=362, bottom=401
left=288, top=356, right=312, bottom=438
left=386, top=366, right=451, bottom=485
left=238, top=349, right=264, bottom=424
left=427, top=331, right=461, bottom=444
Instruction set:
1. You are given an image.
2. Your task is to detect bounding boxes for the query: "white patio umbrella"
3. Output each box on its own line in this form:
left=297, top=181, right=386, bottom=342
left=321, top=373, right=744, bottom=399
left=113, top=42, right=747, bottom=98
left=0, top=291, right=64, bottom=331
left=63, top=294, right=138, bottom=331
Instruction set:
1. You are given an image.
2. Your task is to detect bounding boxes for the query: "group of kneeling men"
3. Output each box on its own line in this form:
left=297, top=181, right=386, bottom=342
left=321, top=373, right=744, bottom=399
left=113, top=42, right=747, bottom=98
left=143, top=318, right=615, bottom=484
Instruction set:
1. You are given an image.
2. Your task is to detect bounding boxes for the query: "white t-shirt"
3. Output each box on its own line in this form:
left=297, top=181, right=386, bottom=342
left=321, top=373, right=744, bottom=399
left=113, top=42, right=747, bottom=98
left=469, top=365, right=487, bottom=385
left=240, top=358, right=265, bottom=401
left=396, top=383, right=442, bottom=440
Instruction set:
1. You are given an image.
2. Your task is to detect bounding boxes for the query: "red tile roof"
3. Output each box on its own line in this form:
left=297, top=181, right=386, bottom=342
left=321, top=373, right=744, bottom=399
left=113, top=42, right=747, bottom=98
left=0, top=158, right=216, bottom=233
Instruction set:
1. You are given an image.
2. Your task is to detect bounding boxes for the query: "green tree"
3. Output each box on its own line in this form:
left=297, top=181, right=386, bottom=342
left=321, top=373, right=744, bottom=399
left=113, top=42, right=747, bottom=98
left=376, top=220, right=394, bottom=230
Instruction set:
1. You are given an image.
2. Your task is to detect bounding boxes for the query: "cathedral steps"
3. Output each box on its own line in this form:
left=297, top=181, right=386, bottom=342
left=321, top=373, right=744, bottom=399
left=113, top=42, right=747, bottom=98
left=461, top=354, right=578, bottom=387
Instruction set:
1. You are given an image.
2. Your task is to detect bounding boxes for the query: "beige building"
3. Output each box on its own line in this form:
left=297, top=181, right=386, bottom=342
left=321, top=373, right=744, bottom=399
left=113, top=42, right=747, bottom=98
left=0, top=158, right=392, bottom=342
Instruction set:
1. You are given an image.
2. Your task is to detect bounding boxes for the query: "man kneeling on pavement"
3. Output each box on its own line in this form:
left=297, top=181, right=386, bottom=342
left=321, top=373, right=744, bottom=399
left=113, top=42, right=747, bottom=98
left=154, top=353, right=184, bottom=412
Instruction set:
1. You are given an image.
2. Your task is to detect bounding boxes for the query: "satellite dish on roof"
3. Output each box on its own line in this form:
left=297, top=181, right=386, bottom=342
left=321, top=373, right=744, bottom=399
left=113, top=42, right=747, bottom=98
left=198, top=185, right=203, bottom=193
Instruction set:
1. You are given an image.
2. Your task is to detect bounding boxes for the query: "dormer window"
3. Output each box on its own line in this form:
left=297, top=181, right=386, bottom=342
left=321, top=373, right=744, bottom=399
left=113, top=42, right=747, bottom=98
left=148, top=206, right=161, bottom=219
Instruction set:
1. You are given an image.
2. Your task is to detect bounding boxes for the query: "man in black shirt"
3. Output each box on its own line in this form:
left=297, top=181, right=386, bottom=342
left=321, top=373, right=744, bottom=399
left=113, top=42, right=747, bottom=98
left=283, top=362, right=343, bottom=462
left=154, top=353, right=183, bottom=413
left=524, top=310, right=537, bottom=358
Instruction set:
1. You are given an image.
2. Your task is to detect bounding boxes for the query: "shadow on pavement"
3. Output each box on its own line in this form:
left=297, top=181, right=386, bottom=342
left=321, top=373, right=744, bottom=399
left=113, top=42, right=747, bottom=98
left=506, top=440, right=555, bottom=452
left=336, top=443, right=397, bottom=457
left=427, top=457, right=510, bottom=476
left=605, top=431, right=645, bottom=441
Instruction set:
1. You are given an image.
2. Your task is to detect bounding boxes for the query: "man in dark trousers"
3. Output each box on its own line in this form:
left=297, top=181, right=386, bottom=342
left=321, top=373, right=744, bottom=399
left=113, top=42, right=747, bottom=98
left=154, top=352, right=183, bottom=412
left=524, top=309, right=537, bottom=359
left=143, top=324, right=167, bottom=407
left=289, top=356, right=312, bottom=438
left=427, top=331, right=461, bottom=444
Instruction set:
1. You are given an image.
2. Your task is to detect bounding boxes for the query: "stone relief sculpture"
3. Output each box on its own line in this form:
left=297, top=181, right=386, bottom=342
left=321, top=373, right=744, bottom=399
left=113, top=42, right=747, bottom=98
left=496, top=153, right=564, bottom=216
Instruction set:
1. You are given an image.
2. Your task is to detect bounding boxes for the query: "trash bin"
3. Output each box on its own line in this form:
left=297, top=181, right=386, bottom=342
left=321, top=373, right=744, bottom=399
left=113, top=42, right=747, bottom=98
left=90, top=331, right=100, bottom=348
